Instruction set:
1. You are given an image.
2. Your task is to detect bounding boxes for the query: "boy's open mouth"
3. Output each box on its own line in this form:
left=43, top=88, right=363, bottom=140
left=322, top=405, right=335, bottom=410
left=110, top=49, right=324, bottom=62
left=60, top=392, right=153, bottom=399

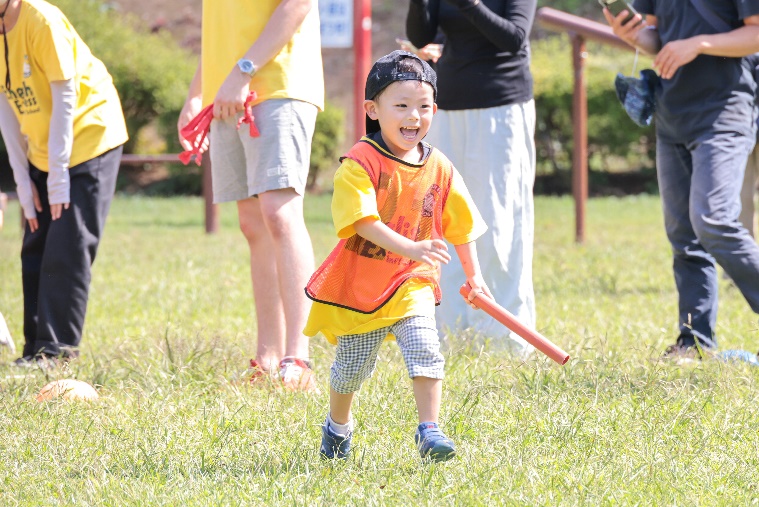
left=400, top=127, right=418, bottom=140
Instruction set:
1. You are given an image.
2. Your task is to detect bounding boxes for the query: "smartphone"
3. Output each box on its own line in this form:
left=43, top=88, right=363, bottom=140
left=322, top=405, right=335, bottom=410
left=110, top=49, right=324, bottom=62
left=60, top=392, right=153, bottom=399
left=599, top=0, right=641, bottom=26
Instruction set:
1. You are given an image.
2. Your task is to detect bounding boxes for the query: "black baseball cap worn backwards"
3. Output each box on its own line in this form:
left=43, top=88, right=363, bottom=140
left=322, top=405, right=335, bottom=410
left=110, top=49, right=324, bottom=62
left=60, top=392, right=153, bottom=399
left=364, top=50, right=437, bottom=135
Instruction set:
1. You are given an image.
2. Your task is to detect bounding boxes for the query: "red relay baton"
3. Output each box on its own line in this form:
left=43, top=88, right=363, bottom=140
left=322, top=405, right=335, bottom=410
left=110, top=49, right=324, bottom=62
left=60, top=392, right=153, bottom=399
left=179, top=91, right=260, bottom=166
left=459, top=283, right=570, bottom=365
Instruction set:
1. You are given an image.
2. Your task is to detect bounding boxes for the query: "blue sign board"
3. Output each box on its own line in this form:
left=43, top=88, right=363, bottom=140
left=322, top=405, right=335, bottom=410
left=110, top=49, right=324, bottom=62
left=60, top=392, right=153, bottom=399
left=320, top=0, right=353, bottom=48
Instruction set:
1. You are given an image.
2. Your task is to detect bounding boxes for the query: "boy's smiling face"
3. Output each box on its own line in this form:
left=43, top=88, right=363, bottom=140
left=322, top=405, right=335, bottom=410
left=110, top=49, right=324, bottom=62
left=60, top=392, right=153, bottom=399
left=364, top=80, right=437, bottom=162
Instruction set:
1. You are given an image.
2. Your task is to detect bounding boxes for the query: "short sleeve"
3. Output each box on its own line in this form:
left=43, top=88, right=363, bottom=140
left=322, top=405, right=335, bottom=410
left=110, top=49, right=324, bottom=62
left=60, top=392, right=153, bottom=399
left=332, top=158, right=381, bottom=238
left=32, top=15, right=76, bottom=82
left=441, top=168, right=487, bottom=245
left=632, top=0, right=653, bottom=15
left=737, top=0, right=759, bottom=20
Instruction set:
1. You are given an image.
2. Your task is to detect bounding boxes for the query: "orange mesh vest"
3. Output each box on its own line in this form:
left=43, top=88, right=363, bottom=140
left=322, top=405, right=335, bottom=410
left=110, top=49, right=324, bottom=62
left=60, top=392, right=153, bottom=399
left=305, top=138, right=453, bottom=314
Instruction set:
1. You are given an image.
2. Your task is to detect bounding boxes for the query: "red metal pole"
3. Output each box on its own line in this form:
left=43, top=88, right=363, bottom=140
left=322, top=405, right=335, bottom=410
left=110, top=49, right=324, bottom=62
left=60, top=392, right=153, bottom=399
left=571, top=34, right=588, bottom=244
left=353, top=0, right=372, bottom=140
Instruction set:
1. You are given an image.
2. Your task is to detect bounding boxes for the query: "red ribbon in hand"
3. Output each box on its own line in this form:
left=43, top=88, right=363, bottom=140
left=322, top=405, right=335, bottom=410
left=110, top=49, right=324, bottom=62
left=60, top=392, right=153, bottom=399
left=179, top=91, right=261, bottom=166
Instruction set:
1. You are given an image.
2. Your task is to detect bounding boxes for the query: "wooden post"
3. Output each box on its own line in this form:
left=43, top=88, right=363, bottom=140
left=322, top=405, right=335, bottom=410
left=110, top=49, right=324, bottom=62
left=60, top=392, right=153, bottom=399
left=571, top=34, right=588, bottom=244
left=120, top=154, right=218, bottom=234
left=202, top=151, right=218, bottom=234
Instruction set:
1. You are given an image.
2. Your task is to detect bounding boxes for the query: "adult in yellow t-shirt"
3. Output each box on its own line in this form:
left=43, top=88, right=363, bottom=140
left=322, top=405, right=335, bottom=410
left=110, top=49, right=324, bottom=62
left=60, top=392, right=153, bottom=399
left=0, top=0, right=128, bottom=365
left=178, top=0, right=324, bottom=391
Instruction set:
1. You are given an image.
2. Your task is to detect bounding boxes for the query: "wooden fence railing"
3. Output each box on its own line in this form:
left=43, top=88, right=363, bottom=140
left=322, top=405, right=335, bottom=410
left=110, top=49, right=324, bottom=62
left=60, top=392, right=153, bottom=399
left=121, top=153, right=218, bottom=234
left=3, top=153, right=219, bottom=234
left=536, top=7, right=635, bottom=243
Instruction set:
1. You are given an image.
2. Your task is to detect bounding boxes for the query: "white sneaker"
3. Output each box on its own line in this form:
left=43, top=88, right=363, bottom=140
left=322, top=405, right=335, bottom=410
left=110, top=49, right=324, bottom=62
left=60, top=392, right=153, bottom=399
left=278, top=357, right=318, bottom=393
left=0, top=312, right=16, bottom=354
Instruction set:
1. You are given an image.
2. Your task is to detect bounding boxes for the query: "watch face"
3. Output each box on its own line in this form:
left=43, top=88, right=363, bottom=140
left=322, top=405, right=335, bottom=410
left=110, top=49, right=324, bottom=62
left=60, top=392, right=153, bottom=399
left=239, top=59, right=255, bottom=75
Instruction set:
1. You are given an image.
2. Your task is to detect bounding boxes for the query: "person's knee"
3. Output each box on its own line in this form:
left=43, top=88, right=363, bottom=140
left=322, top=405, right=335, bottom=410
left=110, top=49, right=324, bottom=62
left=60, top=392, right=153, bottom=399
left=259, top=196, right=305, bottom=241
left=690, top=211, right=731, bottom=251
left=259, top=207, right=292, bottom=239
left=238, top=211, right=267, bottom=244
left=330, top=365, right=370, bottom=394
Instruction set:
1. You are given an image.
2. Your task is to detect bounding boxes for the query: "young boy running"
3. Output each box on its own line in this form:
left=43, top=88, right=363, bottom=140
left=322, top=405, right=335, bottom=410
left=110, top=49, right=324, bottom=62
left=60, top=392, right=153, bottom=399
left=304, top=51, right=491, bottom=462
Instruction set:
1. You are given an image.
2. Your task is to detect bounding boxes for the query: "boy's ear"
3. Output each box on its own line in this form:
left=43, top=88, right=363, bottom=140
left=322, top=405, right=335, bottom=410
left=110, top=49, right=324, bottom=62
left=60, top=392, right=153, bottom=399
left=364, top=99, right=378, bottom=120
left=433, top=103, right=438, bottom=115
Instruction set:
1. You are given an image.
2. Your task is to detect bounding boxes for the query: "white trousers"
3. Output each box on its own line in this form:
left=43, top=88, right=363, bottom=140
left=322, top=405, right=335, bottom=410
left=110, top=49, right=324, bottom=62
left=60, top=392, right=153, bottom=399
left=427, top=100, right=537, bottom=356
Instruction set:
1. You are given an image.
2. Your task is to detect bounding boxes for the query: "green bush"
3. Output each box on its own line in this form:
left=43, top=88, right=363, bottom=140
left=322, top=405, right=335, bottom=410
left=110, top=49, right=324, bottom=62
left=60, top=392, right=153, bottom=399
left=532, top=34, right=656, bottom=179
left=56, top=0, right=196, bottom=153
left=307, top=102, right=346, bottom=192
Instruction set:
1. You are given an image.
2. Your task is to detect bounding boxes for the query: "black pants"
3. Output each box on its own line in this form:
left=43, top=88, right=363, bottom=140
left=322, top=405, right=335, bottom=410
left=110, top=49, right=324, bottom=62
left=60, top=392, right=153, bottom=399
left=21, top=146, right=122, bottom=358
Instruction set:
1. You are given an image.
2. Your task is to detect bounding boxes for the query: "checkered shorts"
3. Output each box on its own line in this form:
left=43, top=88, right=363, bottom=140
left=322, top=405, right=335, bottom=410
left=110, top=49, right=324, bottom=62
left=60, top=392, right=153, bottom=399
left=330, top=315, right=444, bottom=394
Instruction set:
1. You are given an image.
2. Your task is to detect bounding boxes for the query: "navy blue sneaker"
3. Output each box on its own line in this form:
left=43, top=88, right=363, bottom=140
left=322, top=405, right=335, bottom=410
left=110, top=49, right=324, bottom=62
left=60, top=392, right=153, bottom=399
left=320, top=421, right=352, bottom=460
left=415, top=422, right=456, bottom=462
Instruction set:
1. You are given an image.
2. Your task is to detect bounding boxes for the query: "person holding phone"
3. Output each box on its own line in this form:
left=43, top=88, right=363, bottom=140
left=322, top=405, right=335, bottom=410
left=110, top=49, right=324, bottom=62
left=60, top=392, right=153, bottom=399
left=599, top=0, right=641, bottom=26
left=405, top=0, right=539, bottom=358
left=604, top=1, right=759, bottom=358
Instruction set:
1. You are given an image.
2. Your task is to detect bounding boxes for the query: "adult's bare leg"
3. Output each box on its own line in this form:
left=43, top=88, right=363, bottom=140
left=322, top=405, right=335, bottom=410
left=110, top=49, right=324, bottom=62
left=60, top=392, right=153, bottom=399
left=238, top=196, right=285, bottom=371
left=257, top=188, right=314, bottom=360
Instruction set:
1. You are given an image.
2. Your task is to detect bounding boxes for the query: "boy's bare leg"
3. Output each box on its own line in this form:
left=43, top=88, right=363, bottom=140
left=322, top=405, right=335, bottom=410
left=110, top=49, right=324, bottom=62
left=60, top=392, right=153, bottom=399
left=258, top=188, right=314, bottom=360
left=329, top=388, right=355, bottom=424
left=238, top=197, right=285, bottom=372
left=413, top=376, right=442, bottom=423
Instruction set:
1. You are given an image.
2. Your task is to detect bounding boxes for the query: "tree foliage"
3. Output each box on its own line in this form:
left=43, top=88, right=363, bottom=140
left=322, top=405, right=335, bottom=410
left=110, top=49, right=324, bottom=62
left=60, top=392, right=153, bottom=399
left=532, top=34, right=656, bottom=177
left=56, top=0, right=196, bottom=152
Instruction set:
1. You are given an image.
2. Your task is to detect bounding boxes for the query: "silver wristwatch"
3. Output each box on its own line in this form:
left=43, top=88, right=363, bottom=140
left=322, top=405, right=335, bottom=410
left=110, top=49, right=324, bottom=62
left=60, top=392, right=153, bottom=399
left=237, top=58, right=257, bottom=77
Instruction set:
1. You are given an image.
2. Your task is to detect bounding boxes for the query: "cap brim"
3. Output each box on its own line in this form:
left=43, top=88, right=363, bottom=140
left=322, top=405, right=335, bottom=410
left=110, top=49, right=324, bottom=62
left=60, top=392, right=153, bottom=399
left=365, top=115, right=380, bottom=136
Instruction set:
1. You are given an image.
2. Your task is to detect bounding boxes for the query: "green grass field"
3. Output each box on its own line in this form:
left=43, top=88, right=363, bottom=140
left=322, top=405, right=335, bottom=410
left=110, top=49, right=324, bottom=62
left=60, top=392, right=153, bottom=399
left=1, top=195, right=757, bottom=506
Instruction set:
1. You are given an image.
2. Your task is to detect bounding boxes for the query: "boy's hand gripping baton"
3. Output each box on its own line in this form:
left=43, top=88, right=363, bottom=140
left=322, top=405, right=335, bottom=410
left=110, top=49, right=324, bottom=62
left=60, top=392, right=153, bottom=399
left=459, top=283, right=570, bottom=365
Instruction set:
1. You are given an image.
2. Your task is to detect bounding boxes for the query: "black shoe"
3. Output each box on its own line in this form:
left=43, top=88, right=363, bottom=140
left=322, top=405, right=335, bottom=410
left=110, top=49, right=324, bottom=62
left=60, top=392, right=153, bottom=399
left=11, top=354, right=60, bottom=370
left=663, top=332, right=718, bottom=359
left=11, top=356, right=36, bottom=368
left=662, top=344, right=701, bottom=362
left=663, top=340, right=716, bottom=362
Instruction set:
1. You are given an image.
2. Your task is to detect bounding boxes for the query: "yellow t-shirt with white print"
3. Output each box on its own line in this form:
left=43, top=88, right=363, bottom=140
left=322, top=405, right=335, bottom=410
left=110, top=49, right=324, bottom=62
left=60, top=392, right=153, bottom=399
left=0, top=0, right=127, bottom=172
left=201, top=0, right=324, bottom=110
left=303, top=153, right=487, bottom=344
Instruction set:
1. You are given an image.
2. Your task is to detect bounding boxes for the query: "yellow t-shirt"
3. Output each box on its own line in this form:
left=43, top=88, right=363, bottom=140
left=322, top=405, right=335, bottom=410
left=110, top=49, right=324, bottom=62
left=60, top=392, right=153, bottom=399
left=0, top=0, right=128, bottom=171
left=201, top=0, right=325, bottom=111
left=304, top=155, right=487, bottom=344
